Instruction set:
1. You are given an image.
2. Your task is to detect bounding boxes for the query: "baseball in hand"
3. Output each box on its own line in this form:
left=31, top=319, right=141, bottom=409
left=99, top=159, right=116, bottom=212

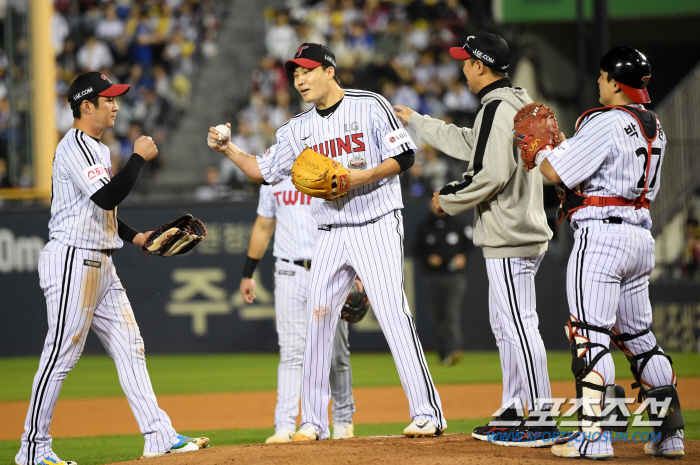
left=215, top=124, right=230, bottom=141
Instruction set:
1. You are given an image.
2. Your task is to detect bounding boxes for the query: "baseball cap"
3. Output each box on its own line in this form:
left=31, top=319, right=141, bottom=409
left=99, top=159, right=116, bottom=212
left=67, top=72, right=130, bottom=109
left=449, top=32, right=510, bottom=72
left=284, top=43, right=337, bottom=72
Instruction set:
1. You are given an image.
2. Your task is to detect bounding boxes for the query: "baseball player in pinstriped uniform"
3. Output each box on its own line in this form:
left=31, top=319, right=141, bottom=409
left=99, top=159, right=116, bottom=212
left=538, top=47, right=685, bottom=459
left=209, top=43, right=445, bottom=441
left=395, top=32, right=562, bottom=447
left=15, top=72, right=208, bottom=465
left=240, top=178, right=356, bottom=443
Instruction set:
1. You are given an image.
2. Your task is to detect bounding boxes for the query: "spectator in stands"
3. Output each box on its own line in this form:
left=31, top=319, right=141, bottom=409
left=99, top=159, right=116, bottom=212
left=680, top=218, right=700, bottom=280
left=0, top=158, right=9, bottom=188
left=194, top=165, right=233, bottom=202
left=265, top=10, right=298, bottom=62
left=95, top=5, right=125, bottom=49
left=77, top=35, right=114, bottom=72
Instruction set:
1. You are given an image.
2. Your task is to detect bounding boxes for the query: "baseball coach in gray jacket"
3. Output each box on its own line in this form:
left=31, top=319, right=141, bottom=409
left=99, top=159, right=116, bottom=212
left=394, top=32, right=561, bottom=448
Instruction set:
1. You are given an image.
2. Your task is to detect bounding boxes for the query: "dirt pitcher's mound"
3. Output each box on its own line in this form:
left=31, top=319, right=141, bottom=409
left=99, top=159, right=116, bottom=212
left=107, top=434, right=696, bottom=465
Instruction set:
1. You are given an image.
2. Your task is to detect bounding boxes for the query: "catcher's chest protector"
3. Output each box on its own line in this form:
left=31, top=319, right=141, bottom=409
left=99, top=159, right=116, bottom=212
left=558, top=106, right=658, bottom=224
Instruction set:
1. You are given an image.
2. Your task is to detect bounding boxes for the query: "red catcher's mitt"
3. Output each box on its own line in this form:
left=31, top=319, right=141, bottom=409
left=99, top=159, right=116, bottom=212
left=142, top=213, right=207, bottom=257
left=513, top=103, right=562, bottom=171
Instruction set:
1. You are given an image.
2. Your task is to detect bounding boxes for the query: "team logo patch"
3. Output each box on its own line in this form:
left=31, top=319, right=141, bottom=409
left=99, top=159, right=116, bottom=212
left=278, top=270, right=295, bottom=276
left=528, top=138, right=541, bottom=152
left=83, top=164, right=110, bottom=183
left=83, top=259, right=101, bottom=268
left=296, top=46, right=309, bottom=57
left=384, top=128, right=410, bottom=149
left=260, top=144, right=276, bottom=158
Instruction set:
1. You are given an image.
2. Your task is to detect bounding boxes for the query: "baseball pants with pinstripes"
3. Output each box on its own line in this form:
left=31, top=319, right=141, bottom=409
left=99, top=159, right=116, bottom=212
left=16, top=241, right=180, bottom=465
left=300, top=211, right=446, bottom=439
left=485, top=253, right=553, bottom=413
left=273, top=258, right=354, bottom=432
left=565, top=221, right=681, bottom=455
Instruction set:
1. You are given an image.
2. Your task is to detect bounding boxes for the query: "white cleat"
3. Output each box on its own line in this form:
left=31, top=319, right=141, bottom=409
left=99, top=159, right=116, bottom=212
left=644, top=441, right=685, bottom=459
left=265, top=428, right=295, bottom=444
left=291, top=424, right=319, bottom=442
left=551, top=440, right=614, bottom=460
left=403, top=419, right=445, bottom=438
left=333, top=423, right=354, bottom=439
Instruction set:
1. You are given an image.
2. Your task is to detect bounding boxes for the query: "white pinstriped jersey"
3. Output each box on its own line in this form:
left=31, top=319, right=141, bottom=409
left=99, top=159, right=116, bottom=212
left=547, top=105, right=666, bottom=229
left=48, top=128, right=122, bottom=250
left=257, top=177, right=316, bottom=260
left=257, top=89, right=417, bottom=226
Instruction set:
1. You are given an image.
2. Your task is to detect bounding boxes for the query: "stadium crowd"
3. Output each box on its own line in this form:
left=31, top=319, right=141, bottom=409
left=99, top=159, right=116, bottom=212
left=0, top=0, right=224, bottom=189
left=220, top=0, right=492, bottom=197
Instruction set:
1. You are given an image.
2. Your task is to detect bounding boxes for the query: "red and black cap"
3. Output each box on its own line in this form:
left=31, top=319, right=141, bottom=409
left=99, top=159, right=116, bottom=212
left=449, top=31, right=510, bottom=72
left=284, top=43, right=337, bottom=72
left=68, top=72, right=130, bottom=109
left=599, top=46, right=651, bottom=104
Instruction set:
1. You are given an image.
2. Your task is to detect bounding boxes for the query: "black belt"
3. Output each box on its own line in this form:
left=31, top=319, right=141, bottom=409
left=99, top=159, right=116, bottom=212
left=98, top=249, right=114, bottom=256
left=573, top=217, right=623, bottom=230
left=282, top=258, right=312, bottom=271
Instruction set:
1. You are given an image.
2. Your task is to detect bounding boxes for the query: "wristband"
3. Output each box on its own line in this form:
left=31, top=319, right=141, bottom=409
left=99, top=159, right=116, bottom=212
left=242, top=256, right=260, bottom=279
left=535, top=146, right=553, bottom=167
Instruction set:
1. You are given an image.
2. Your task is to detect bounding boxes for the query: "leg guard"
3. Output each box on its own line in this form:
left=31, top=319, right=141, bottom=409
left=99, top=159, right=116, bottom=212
left=601, top=384, right=630, bottom=432
left=611, top=327, right=684, bottom=433
left=644, top=385, right=685, bottom=432
left=566, top=316, right=611, bottom=434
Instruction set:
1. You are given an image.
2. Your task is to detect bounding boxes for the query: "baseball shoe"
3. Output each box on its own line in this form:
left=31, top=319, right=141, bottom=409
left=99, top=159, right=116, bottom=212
left=491, top=424, right=572, bottom=448
left=265, top=428, right=295, bottom=444
left=644, top=430, right=685, bottom=459
left=472, top=414, right=524, bottom=442
left=21, top=458, right=77, bottom=465
left=403, top=419, right=445, bottom=437
left=551, top=435, right=614, bottom=460
left=141, top=434, right=209, bottom=458
left=439, top=350, right=462, bottom=367
left=333, top=423, right=354, bottom=439
left=291, top=424, right=319, bottom=441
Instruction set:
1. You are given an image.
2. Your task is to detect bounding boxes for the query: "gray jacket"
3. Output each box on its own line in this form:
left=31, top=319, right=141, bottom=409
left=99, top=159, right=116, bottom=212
left=409, top=78, right=552, bottom=258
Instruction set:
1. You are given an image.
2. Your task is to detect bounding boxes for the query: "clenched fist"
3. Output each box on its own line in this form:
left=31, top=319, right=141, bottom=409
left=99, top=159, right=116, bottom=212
left=134, top=136, right=158, bottom=161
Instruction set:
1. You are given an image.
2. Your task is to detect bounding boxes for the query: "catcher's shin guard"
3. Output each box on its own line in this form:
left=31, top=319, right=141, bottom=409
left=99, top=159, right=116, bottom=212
left=610, top=328, right=684, bottom=432
left=601, top=384, right=630, bottom=432
left=644, top=385, right=685, bottom=432
left=566, top=316, right=628, bottom=434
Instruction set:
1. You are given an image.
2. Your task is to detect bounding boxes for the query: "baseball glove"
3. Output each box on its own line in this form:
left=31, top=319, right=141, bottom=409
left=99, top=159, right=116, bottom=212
left=340, top=283, right=369, bottom=324
left=291, top=148, right=350, bottom=200
left=142, top=213, right=207, bottom=257
left=513, top=103, right=562, bottom=171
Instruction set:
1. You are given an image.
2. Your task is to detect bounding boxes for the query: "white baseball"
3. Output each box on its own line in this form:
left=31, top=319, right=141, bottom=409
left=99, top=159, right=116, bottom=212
left=215, top=124, right=230, bottom=141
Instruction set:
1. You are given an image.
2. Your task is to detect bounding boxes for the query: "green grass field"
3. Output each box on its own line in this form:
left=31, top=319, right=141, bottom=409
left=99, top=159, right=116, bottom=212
left=2, top=351, right=698, bottom=464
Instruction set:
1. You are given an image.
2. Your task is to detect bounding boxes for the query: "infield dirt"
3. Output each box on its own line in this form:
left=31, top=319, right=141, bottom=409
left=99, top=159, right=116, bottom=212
left=2, top=378, right=700, bottom=440
left=106, top=434, right=698, bottom=465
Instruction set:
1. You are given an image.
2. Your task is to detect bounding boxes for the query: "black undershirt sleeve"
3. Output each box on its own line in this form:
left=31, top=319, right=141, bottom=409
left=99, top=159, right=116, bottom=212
left=117, top=217, right=139, bottom=244
left=391, top=149, right=415, bottom=173
left=90, top=153, right=145, bottom=210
